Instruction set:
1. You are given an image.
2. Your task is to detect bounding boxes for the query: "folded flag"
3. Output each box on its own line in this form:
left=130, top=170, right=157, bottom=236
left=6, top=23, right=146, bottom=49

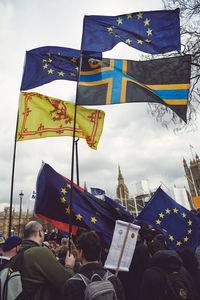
left=136, top=187, right=200, bottom=250
left=82, top=9, right=181, bottom=54
left=78, top=55, right=191, bottom=122
left=17, top=92, right=105, bottom=150
left=35, top=163, right=134, bottom=246
left=20, top=46, right=101, bottom=91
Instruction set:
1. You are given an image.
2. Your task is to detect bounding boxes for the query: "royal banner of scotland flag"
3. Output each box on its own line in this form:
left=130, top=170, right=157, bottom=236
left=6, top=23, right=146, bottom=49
left=82, top=9, right=180, bottom=54
left=78, top=55, right=191, bottom=122
left=35, top=163, right=134, bottom=246
left=136, top=187, right=200, bottom=250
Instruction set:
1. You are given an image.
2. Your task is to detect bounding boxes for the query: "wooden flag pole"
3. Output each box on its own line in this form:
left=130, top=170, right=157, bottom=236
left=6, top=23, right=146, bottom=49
left=115, top=223, right=131, bottom=277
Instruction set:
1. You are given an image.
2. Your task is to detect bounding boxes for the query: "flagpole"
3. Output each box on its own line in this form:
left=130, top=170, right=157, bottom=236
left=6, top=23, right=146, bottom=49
left=8, top=110, right=19, bottom=237
left=75, top=138, right=80, bottom=186
left=68, top=53, right=83, bottom=253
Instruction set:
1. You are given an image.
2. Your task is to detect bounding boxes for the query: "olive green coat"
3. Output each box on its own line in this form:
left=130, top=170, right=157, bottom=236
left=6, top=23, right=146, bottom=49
left=20, top=239, right=74, bottom=300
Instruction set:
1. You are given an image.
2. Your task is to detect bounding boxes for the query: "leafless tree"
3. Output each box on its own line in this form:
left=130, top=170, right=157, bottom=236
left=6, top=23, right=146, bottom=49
left=146, top=0, right=200, bottom=130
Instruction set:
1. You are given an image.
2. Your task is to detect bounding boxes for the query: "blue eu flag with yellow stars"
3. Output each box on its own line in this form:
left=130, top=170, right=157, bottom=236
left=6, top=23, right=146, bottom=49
left=82, top=9, right=180, bottom=54
left=35, top=163, right=134, bottom=247
left=136, top=187, right=200, bottom=250
left=21, top=46, right=80, bottom=91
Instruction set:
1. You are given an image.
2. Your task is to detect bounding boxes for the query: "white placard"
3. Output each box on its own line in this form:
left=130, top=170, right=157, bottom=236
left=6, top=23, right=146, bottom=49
left=104, top=220, right=140, bottom=272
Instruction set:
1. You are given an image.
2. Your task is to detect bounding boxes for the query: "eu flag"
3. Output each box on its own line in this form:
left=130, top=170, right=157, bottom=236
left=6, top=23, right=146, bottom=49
left=82, top=9, right=180, bottom=54
left=136, top=187, right=200, bottom=250
left=78, top=55, right=191, bottom=122
left=21, top=46, right=80, bottom=91
left=35, top=163, right=134, bottom=246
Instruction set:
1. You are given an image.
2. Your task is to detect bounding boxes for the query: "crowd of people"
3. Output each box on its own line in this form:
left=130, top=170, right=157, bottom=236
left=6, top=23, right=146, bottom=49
left=0, top=220, right=200, bottom=300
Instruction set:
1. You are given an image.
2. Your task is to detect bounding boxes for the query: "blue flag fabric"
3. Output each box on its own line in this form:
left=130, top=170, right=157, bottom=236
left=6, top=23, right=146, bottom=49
left=20, top=46, right=101, bottom=91
left=82, top=9, right=181, bottom=54
left=136, top=187, right=200, bottom=250
left=90, top=188, right=105, bottom=196
left=35, top=163, right=134, bottom=246
left=21, top=46, right=80, bottom=90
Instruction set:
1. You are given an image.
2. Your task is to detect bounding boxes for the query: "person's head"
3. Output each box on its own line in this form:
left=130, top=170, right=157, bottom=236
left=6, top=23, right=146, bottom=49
left=177, top=248, right=199, bottom=275
left=77, top=231, right=102, bottom=264
left=24, top=221, right=44, bottom=245
left=3, top=235, right=22, bottom=258
left=148, top=239, right=167, bottom=256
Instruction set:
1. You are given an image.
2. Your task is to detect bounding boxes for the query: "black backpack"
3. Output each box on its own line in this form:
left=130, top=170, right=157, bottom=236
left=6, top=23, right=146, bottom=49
left=158, top=268, right=196, bottom=300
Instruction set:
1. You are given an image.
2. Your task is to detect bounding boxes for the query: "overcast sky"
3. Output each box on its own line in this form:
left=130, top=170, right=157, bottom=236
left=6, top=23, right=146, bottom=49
left=0, top=0, right=199, bottom=212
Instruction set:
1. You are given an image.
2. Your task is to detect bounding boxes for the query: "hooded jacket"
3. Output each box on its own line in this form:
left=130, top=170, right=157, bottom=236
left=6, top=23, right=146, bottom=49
left=139, top=250, right=195, bottom=300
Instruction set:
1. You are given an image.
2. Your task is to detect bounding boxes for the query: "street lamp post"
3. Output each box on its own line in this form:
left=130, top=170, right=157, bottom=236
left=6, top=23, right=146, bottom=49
left=18, top=190, right=24, bottom=236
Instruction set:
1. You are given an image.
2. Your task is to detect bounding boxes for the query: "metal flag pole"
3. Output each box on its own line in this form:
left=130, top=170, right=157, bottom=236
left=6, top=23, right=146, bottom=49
left=68, top=52, right=83, bottom=253
left=75, top=138, right=80, bottom=186
left=8, top=109, right=20, bottom=237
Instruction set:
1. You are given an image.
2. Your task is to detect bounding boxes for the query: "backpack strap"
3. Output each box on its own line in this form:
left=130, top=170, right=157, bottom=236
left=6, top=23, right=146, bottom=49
left=69, top=273, right=91, bottom=286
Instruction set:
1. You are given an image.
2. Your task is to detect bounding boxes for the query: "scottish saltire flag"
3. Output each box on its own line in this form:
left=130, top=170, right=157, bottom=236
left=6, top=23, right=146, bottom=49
left=21, top=46, right=80, bottom=90
left=17, top=92, right=105, bottom=150
left=136, top=187, right=200, bottom=250
left=78, top=55, right=191, bottom=122
left=35, top=163, right=134, bottom=246
left=82, top=9, right=180, bottom=54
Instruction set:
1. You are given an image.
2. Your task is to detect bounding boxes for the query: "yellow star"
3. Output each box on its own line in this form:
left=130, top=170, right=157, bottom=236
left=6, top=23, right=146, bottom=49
left=126, top=14, right=132, bottom=19
left=65, top=206, right=70, bottom=214
left=188, top=229, right=192, bottom=234
left=165, top=208, right=171, bottom=214
left=176, top=241, right=182, bottom=246
left=117, top=17, right=123, bottom=25
left=137, top=40, right=143, bottom=45
left=61, top=188, right=67, bottom=195
left=146, top=28, right=152, bottom=36
left=182, top=213, right=187, bottom=218
left=126, top=38, right=132, bottom=44
left=42, top=59, right=47, bottom=62
left=156, top=219, right=161, bottom=225
left=48, top=69, right=54, bottom=74
left=159, top=213, right=164, bottom=218
left=162, top=228, right=167, bottom=233
left=116, top=207, right=120, bottom=211
left=47, top=52, right=51, bottom=56
left=71, top=57, right=77, bottom=63
left=91, top=216, right=97, bottom=224
left=58, top=71, right=64, bottom=76
left=67, top=183, right=71, bottom=189
left=137, top=12, right=143, bottom=19
left=107, top=27, right=113, bottom=32
left=75, top=66, right=79, bottom=72
left=43, top=64, right=48, bottom=69
left=188, top=220, right=192, bottom=226
left=70, top=72, right=76, bottom=77
left=169, top=235, right=174, bottom=241
left=144, top=39, right=151, bottom=43
left=60, top=197, right=66, bottom=204
left=173, top=208, right=178, bottom=214
left=144, top=18, right=151, bottom=26
left=48, top=59, right=52, bottom=63
left=184, top=236, right=189, bottom=242
left=75, top=214, right=82, bottom=221
left=58, top=52, right=61, bottom=55
left=96, top=212, right=101, bottom=216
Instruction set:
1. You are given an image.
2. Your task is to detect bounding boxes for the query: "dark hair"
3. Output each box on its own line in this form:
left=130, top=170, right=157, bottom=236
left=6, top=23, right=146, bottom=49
left=177, top=248, right=199, bottom=275
left=78, top=231, right=102, bottom=261
left=148, top=239, right=167, bottom=256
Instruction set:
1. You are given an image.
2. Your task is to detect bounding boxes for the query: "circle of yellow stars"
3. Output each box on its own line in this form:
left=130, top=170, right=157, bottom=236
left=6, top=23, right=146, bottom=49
left=106, top=12, right=152, bottom=48
left=155, top=207, right=193, bottom=247
left=42, top=52, right=79, bottom=79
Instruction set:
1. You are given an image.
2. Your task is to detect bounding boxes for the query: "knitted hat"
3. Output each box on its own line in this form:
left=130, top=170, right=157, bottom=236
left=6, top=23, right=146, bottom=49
left=0, top=234, right=5, bottom=245
left=3, top=236, right=22, bottom=252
